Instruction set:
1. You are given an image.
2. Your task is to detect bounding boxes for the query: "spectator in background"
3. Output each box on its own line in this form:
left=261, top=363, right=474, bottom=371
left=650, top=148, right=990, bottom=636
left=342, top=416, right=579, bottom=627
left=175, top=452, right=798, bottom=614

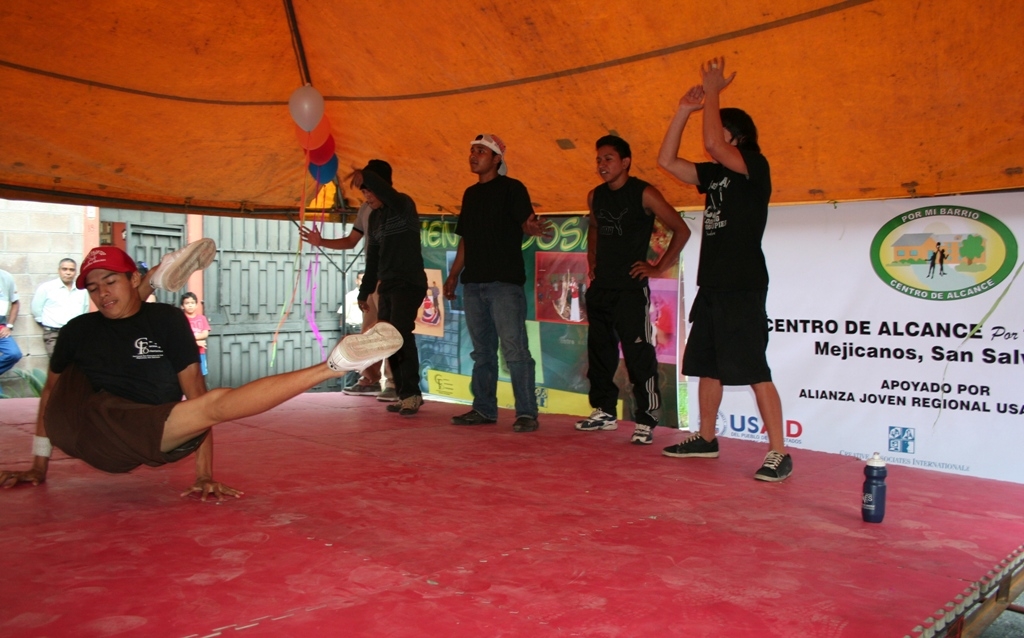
left=181, top=292, right=211, bottom=377
left=0, top=268, right=22, bottom=376
left=32, top=258, right=89, bottom=356
left=341, top=271, right=365, bottom=334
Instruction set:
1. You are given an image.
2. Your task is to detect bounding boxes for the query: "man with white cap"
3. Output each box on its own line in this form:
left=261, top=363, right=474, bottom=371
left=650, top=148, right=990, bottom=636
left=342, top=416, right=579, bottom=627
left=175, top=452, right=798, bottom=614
left=0, top=245, right=401, bottom=499
left=444, top=134, right=551, bottom=432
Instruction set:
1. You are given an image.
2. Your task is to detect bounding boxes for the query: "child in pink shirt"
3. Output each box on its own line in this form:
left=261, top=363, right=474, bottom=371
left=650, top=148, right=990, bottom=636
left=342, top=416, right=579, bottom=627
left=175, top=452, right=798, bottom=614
left=181, top=292, right=211, bottom=376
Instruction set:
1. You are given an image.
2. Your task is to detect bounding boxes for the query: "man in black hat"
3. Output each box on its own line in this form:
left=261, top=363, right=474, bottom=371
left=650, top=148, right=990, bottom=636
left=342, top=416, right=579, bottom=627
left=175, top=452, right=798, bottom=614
left=300, top=160, right=399, bottom=402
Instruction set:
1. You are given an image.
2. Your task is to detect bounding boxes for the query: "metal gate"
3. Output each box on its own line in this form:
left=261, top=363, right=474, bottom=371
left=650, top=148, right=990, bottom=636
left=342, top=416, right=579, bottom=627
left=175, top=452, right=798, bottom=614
left=126, top=221, right=186, bottom=306
left=203, top=216, right=362, bottom=390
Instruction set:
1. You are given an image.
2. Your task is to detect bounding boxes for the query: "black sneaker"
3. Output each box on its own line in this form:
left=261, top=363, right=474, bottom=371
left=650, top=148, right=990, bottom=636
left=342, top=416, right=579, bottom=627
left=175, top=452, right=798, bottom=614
left=512, top=416, right=539, bottom=432
left=451, top=409, right=497, bottom=425
left=662, top=432, right=720, bottom=458
left=754, top=451, right=793, bottom=482
left=630, top=424, right=654, bottom=445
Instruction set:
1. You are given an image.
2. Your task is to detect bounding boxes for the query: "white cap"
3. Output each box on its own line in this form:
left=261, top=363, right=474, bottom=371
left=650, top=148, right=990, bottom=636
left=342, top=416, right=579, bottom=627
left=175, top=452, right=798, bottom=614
left=470, top=134, right=508, bottom=176
left=867, top=452, right=886, bottom=467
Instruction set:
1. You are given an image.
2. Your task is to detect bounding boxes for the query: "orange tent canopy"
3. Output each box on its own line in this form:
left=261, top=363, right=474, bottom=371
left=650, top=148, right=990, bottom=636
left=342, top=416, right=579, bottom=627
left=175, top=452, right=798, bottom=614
left=1, top=0, right=1021, bottom=217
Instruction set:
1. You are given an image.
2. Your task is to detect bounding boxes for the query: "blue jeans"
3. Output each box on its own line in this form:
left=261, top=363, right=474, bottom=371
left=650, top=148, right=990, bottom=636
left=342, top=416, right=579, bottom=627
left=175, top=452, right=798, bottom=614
left=0, top=336, right=23, bottom=376
left=463, top=282, right=537, bottom=419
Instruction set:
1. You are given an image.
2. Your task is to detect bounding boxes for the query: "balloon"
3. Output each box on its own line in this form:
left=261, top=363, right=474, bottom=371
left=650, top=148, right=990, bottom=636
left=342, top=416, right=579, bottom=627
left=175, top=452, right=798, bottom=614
left=295, top=115, right=331, bottom=150
left=289, top=84, right=325, bottom=132
left=309, top=155, right=338, bottom=183
left=308, top=134, right=336, bottom=166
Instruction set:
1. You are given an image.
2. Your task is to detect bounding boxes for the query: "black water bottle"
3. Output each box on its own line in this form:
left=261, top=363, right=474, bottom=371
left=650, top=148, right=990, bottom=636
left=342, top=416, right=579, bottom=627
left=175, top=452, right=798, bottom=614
left=862, top=452, right=887, bottom=523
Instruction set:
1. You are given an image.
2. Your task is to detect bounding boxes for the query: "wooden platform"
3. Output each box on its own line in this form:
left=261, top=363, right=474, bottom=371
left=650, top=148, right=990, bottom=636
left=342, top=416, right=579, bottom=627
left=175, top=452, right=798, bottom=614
left=1, top=394, right=1022, bottom=637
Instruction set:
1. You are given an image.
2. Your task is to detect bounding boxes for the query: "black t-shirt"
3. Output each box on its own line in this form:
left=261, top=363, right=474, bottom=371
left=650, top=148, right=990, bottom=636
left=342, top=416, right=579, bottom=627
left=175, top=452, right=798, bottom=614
left=590, top=176, right=655, bottom=290
left=456, top=175, right=533, bottom=285
left=694, top=149, right=772, bottom=290
left=51, top=303, right=200, bottom=405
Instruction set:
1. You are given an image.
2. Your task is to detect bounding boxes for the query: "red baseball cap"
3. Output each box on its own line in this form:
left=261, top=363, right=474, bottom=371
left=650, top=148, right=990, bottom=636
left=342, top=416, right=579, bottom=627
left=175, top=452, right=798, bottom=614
left=76, top=246, right=138, bottom=289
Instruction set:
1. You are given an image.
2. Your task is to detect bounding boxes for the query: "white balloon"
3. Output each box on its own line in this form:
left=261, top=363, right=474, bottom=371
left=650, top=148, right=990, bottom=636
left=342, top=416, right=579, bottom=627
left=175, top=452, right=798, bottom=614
left=288, top=85, right=325, bottom=132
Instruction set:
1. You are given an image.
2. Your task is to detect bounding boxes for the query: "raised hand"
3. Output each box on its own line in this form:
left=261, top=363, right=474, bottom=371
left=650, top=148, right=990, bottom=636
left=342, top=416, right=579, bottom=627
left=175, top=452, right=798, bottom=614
left=678, top=84, right=705, bottom=112
left=700, top=56, right=735, bottom=94
left=299, top=226, right=322, bottom=247
left=348, top=169, right=364, bottom=190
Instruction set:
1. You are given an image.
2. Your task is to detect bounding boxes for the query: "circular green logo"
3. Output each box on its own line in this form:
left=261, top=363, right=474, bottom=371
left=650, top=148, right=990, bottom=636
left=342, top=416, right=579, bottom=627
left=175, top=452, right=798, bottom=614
left=870, top=205, right=1017, bottom=301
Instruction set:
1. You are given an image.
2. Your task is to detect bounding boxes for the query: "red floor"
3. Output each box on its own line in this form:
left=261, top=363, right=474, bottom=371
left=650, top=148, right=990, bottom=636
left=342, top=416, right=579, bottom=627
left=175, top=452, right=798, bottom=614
left=1, top=394, right=1023, bottom=637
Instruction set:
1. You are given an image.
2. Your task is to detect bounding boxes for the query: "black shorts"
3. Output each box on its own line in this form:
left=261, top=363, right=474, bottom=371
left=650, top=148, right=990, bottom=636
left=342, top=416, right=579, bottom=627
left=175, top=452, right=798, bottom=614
left=45, top=365, right=207, bottom=473
left=682, top=288, right=772, bottom=386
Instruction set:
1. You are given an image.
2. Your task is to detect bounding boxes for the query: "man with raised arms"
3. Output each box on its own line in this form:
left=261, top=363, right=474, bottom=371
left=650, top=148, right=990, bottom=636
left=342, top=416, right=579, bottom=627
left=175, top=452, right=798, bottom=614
left=657, top=56, right=792, bottom=481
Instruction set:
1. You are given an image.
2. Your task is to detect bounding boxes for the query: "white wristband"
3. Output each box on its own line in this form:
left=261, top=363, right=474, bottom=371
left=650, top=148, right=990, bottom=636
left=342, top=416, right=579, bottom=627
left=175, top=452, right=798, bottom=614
left=33, top=436, right=52, bottom=458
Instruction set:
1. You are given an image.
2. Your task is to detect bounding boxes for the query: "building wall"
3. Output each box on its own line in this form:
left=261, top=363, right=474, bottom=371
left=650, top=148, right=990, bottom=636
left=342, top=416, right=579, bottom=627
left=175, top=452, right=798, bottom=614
left=0, top=198, right=96, bottom=396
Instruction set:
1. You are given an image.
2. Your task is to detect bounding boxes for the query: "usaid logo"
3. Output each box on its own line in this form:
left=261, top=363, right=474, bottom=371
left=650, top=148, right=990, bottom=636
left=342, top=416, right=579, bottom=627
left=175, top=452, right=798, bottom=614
left=714, top=411, right=728, bottom=436
left=715, top=412, right=804, bottom=440
left=888, top=426, right=916, bottom=454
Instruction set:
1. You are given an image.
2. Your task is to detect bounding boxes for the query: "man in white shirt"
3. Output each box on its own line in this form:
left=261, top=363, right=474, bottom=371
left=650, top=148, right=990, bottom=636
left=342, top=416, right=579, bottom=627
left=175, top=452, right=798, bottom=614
left=339, top=271, right=365, bottom=334
left=32, top=258, right=90, bottom=356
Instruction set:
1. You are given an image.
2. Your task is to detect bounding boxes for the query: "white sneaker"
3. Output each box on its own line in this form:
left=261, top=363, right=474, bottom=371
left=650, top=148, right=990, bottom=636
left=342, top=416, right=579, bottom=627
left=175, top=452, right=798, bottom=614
left=327, top=322, right=403, bottom=372
left=575, top=409, right=618, bottom=431
left=150, top=239, right=217, bottom=291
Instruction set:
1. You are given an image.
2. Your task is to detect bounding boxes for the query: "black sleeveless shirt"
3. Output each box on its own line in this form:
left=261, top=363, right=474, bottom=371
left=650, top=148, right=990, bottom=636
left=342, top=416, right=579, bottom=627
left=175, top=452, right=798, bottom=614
left=591, top=176, right=654, bottom=289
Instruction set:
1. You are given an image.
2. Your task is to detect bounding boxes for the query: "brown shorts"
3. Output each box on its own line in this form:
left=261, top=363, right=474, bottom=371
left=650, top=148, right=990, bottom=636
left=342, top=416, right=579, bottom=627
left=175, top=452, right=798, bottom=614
left=45, top=365, right=207, bottom=473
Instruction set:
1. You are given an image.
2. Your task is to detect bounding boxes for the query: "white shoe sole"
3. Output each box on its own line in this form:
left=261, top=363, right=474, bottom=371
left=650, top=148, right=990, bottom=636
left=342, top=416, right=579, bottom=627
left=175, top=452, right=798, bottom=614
left=153, top=238, right=217, bottom=291
left=328, top=322, right=403, bottom=372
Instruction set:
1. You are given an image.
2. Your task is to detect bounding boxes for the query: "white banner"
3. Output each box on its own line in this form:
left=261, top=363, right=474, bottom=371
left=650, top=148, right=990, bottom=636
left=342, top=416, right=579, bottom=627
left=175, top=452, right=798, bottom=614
left=683, top=192, right=1024, bottom=483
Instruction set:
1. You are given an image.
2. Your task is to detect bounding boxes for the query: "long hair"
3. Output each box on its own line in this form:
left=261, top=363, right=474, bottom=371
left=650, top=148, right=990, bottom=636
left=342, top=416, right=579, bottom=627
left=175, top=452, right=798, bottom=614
left=720, top=108, right=760, bottom=153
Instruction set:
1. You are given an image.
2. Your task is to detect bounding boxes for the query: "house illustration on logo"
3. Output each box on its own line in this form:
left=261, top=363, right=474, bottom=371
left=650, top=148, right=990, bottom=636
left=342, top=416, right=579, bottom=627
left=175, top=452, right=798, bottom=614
left=890, top=232, right=986, bottom=266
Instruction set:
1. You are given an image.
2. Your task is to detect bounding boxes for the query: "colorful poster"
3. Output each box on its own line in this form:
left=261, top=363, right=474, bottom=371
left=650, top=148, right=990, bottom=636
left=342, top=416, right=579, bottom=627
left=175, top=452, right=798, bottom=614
left=413, top=268, right=445, bottom=337
left=535, top=252, right=589, bottom=324
left=682, top=193, right=1024, bottom=483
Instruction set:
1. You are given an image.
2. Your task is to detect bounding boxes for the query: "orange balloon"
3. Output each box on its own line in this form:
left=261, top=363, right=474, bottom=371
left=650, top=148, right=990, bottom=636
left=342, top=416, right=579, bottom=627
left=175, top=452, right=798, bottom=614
left=295, top=115, right=331, bottom=150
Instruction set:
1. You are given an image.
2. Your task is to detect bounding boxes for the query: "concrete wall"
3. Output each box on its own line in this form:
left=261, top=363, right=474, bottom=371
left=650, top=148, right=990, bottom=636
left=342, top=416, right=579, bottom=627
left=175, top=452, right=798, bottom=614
left=0, top=198, right=96, bottom=396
